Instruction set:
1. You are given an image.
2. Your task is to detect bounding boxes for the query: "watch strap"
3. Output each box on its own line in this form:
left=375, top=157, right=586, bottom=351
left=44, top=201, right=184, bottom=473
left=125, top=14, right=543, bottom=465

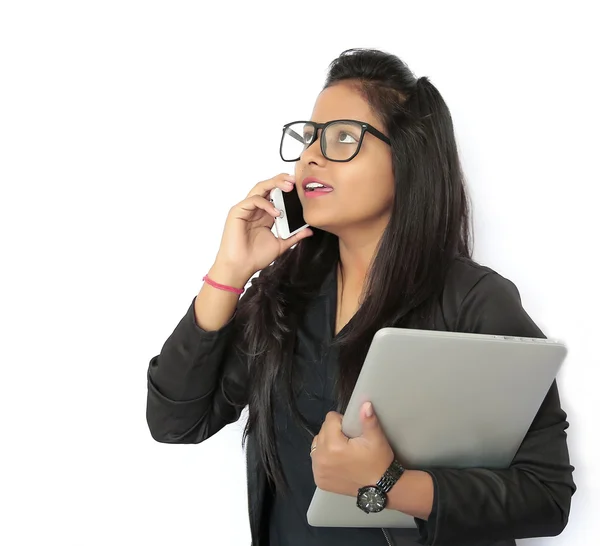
left=376, top=459, right=405, bottom=493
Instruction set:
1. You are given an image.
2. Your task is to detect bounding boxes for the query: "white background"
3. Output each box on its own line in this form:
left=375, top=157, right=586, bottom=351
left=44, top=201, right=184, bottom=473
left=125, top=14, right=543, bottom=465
left=1, top=1, right=598, bottom=545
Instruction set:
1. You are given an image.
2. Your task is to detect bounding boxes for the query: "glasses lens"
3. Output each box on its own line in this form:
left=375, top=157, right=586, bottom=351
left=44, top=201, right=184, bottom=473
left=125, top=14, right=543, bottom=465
left=281, top=121, right=362, bottom=161
left=322, top=121, right=362, bottom=161
left=281, top=122, right=314, bottom=161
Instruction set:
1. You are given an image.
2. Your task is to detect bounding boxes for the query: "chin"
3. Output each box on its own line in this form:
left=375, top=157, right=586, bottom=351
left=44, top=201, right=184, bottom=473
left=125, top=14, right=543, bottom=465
left=305, top=219, right=340, bottom=237
left=302, top=211, right=333, bottom=231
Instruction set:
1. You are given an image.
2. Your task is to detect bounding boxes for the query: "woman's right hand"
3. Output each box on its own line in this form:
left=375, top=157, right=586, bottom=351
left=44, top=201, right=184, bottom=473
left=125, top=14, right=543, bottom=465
left=213, top=173, right=314, bottom=284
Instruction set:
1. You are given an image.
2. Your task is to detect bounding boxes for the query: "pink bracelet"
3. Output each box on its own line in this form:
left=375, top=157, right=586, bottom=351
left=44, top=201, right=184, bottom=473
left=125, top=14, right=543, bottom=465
left=202, top=274, right=245, bottom=295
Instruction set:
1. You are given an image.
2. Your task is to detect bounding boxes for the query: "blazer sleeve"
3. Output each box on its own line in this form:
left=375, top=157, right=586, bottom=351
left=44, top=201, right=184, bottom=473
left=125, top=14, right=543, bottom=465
left=145, top=287, right=252, bottom=444
left=415, top=272, right=576, bottom=545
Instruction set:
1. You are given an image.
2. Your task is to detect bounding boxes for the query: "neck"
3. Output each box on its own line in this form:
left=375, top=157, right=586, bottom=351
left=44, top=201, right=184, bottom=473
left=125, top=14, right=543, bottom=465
left=336, top=220, right=387, bottom=298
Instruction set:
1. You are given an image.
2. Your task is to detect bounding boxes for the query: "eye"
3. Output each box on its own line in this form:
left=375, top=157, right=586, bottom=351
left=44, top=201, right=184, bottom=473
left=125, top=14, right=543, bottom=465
left=338, top=131, right=358, bottom=144
left=302, top=132, right=314, bottom=144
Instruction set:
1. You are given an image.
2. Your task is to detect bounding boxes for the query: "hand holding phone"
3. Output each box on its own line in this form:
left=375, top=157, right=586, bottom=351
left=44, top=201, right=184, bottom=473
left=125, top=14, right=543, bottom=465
left=213, top=173, right=313, bottom=282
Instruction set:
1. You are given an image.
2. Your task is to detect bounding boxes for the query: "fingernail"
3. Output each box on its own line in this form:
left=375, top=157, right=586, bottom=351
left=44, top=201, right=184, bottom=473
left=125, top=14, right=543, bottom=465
left=285, top=181, right=294, bottom=187
left=364, top=402, right=373, bottom=418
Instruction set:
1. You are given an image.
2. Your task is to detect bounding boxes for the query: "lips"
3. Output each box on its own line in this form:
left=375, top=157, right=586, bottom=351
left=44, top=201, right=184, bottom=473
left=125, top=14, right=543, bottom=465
left=302, top=176, right=334, bottom=192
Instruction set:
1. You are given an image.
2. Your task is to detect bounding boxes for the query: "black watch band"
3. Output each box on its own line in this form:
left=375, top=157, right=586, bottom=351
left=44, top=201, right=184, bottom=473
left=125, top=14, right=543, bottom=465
left=376, top=459, right=405, bottom=493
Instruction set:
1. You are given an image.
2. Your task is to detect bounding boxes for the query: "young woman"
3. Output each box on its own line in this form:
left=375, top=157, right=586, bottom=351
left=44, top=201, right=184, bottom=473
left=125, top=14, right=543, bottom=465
left=146, top=48, right=576, bottom=546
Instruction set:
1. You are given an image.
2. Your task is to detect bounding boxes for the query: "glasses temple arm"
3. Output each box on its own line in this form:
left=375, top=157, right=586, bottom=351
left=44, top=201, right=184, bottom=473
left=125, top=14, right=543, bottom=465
left=285, top=127, right=305, bottom=145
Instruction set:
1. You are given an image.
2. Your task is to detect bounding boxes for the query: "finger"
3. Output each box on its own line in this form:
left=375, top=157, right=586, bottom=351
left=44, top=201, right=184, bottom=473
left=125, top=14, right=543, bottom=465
left=280, top=227, right=314, bottom=251
left=233, top=195, right=281, bottom=221
left=325, top=411, right=343, bottom=424
left=248, top=177, right=295, bottom=199
left=320, top=411, right=342, bottom=435
left=245, top=173, right=296, bottom=199
left=321, top=426, right=347, bottom=451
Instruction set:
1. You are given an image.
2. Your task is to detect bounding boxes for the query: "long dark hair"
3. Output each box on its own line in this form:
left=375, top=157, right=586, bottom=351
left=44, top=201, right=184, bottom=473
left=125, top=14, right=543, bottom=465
left=238, top=48, right=472, bottom=494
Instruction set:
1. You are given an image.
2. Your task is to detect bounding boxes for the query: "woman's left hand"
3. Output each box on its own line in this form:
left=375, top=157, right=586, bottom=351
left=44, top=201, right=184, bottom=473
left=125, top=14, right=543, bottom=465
left=310, top=402, right=395, bottom=497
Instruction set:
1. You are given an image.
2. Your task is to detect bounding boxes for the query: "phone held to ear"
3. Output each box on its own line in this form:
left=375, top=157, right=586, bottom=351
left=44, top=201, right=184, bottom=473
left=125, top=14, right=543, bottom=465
left=270, top=187, right=309, bottom=239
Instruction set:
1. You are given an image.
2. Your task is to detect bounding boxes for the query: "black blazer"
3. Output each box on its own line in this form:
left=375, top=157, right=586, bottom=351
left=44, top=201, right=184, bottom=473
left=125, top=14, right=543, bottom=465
left=146, top=257, right=576, bottom=545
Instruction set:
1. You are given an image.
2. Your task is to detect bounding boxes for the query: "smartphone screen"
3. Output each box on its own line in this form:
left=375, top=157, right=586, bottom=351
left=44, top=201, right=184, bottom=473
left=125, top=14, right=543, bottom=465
left=282, top=186, right=307, bottom=233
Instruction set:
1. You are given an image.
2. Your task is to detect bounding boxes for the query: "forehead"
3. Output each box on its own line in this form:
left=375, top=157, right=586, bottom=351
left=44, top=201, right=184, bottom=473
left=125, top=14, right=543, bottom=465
left=310, top=82, right=376, bottom=125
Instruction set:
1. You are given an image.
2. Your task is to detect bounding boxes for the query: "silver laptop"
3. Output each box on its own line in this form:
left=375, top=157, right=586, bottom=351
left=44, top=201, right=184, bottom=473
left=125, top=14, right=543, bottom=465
left=307, top=327, right=567, bottom=528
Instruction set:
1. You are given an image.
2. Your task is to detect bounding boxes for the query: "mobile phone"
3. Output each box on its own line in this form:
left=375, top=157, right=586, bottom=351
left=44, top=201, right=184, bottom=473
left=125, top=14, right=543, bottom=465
left=269, top=186, right=309, bottom=239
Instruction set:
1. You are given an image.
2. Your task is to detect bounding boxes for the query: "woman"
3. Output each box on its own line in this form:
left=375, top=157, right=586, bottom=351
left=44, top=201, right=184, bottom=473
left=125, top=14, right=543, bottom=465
left=146, top=48, right=576, bottom=545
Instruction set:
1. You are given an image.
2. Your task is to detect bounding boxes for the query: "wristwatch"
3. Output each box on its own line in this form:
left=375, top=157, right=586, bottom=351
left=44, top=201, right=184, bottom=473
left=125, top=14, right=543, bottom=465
left=356, top=458, right=405, bottom=514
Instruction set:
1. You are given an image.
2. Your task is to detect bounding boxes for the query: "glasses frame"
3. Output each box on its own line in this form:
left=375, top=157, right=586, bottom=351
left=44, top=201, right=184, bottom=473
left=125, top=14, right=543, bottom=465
left=279, top=119, right=391, bottom=163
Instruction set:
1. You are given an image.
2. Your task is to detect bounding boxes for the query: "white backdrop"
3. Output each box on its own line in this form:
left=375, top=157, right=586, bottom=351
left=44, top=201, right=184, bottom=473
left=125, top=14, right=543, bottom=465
left=1, top=1, right=598, bottom=545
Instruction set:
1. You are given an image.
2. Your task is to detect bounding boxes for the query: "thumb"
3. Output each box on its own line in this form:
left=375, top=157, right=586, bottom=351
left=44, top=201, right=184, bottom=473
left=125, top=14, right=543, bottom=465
left=360, top=402, right=381, bottom=435
left=281, top=227, right=313, bottom=251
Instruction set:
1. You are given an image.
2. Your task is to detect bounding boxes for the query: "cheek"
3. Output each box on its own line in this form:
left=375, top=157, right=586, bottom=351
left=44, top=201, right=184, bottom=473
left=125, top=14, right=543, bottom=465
left=343, top=174, right=394, bottom=214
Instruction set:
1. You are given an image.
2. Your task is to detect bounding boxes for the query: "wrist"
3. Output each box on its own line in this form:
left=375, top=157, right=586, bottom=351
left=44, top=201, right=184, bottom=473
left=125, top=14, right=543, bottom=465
left=356, top=458, right=404, bottom=515
left=208, top=262, right=252, bottom=291
left=385, top=470, right=434, bottom=519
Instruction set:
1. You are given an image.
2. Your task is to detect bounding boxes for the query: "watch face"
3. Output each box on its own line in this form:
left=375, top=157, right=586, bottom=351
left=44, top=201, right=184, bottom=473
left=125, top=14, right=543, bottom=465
left=357, top=486, right=386, bottom=514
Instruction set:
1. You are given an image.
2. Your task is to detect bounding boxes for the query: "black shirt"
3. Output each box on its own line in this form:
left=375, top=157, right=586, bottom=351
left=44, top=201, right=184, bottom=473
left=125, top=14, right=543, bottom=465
left=267, top=264, right=393, bottom=545
left=266, top=262, right=436, bottom=546
left=146, top=257, right=575, bottom=546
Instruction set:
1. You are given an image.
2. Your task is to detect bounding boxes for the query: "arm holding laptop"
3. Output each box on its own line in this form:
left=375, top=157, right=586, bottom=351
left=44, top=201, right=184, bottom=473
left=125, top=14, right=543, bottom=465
left=311, top=272, right=576, bottom=545
left=311, top=401, right=435, bottom=521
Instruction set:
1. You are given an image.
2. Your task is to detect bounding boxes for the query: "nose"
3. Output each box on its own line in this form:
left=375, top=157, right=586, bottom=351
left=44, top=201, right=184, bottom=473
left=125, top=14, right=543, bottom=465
left=300, top=128, right=326, bottom=165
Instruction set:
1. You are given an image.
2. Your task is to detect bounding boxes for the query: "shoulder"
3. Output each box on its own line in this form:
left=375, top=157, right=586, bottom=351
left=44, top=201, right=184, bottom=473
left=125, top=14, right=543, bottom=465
left=442, top=256, right=544, bottom=338
left=442, top=256, right=499, bottom=307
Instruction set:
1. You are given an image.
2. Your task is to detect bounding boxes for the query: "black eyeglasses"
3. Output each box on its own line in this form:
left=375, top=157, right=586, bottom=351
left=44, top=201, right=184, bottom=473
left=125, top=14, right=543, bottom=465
left=280, top=119, right=391, bottom=162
